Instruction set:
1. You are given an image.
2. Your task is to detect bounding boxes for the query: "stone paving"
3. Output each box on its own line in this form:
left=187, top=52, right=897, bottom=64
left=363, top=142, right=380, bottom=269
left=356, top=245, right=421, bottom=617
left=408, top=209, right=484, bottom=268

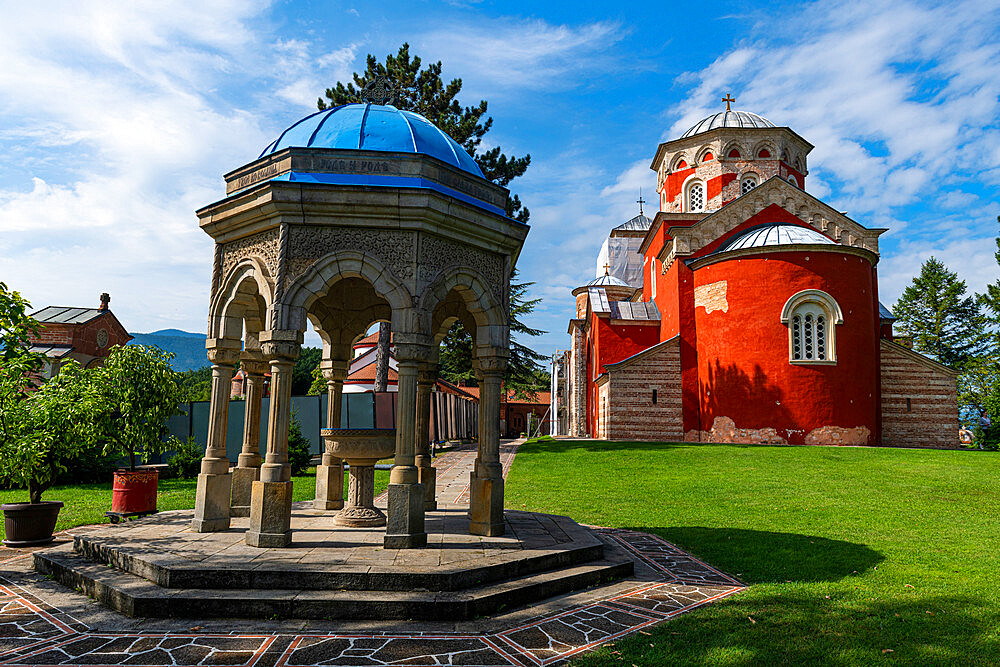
left=0, top=440, right=743, bottom=666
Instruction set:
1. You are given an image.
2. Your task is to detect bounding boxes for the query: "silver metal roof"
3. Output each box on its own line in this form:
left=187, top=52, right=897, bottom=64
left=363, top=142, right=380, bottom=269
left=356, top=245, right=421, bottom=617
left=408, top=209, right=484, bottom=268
left=30, top=306, right=104, bottom=324
left=879, top=302, right=896, bottom=321
left=718, top=224, right=834, bottom=253
left=610, top=300, right=660, bottom=321
left=614, top=213, right=652, bottom=232
left=681, top=110, right=774, bottom=139
left=588, top=288, right=611, bottom=314
left=28, top=345, right=74, bottom=358
left=586, top=274, right=630, bottom=288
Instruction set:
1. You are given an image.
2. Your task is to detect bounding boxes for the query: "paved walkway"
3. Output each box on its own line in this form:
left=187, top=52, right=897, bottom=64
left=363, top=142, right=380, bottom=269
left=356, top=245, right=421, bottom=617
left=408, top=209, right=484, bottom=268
left=0, top=439, right=743, bottom=667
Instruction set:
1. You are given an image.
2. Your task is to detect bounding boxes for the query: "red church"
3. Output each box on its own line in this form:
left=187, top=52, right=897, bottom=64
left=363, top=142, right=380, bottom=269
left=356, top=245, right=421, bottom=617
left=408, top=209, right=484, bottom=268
left=551, top=104, right=959, bottom=448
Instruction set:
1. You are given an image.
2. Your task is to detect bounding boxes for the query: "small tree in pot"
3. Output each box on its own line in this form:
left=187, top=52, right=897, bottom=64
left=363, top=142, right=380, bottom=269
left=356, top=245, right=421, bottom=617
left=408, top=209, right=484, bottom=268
left=92, top=344, right=184, bottom=515
left=0, top=360, right=99, bottom=545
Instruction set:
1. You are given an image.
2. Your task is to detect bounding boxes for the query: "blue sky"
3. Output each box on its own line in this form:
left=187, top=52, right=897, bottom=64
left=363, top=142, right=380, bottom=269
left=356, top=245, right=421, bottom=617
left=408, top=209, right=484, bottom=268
left=1, top=0, right=999, bottom=359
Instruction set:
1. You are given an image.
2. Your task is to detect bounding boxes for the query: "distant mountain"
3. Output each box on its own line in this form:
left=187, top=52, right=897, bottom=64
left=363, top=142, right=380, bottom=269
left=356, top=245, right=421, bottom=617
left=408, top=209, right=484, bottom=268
left=129, top=330, right=208, bottom=372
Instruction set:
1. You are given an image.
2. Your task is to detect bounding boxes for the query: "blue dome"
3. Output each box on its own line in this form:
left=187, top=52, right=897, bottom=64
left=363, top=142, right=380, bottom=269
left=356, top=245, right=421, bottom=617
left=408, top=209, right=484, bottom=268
left=260, top=104, right=484, bottom=178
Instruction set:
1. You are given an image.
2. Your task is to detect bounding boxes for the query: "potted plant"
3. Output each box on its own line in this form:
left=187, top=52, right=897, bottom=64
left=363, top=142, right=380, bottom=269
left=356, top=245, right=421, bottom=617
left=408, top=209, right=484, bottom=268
left=0, top=360, right=98, bottom=546
left=92, top=344, right=183, bottom=515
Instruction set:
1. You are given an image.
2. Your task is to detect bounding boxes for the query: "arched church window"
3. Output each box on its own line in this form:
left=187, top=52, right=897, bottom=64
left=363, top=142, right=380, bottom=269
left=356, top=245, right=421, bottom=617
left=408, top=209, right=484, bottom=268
left=781, top=290, right=843, bottom=364
left=758, top=148, right=771, bottom=158
left=728, top=148, right=741, bottom=159
left=787, top=175, right=798, bottom=188
left=741, top=175, right=758, bottom=195
left=687, top=181, right=705, bottom=212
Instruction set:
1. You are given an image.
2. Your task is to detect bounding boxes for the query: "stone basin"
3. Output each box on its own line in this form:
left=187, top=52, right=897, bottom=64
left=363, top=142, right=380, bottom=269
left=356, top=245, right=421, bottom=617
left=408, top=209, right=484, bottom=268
left=320, top=428, right=396, bottom=528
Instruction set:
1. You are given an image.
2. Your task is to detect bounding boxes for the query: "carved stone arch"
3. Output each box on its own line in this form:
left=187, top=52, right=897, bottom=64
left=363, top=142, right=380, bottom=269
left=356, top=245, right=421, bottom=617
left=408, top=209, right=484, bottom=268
left=670, top=153, right=690, bottom=171
left=419, top=265, right=506, bottom=336
left=208, top=258, right=273, bottom=341
left=721, top=140, right=744, bottom=160
left=696, top=144, right=715, bottom=163
left=752, top=140, right=775, bottom=158
left=281, top=250, right=413, bottom=332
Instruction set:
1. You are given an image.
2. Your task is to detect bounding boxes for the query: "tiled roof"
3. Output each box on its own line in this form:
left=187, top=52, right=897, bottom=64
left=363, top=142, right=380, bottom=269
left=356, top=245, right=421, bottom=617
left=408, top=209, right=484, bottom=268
left=354, top=331, right=393, bottom=347
left=347, top=364, right=399, bottom=382
left=459, top=387, right=551, bottom=405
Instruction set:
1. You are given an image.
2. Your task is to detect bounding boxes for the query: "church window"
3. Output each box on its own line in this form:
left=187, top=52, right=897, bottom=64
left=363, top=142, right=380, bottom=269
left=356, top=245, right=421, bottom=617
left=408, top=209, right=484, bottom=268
left=687, top=181, right=705, bottom=212
left=728, top=148, right=741, bottom=158
left=787, top=175, right=798, bottom=187
left=741, top=175, right=758, bottom=194
left=652, top=389, right=658, bottom=405
left=758, top=148, right=771, bottom=158
left=676, top=159, right=688, bottom=170
left=781, top=290, right=843, bottom=364
left=702, top=152, right=714, bottom=162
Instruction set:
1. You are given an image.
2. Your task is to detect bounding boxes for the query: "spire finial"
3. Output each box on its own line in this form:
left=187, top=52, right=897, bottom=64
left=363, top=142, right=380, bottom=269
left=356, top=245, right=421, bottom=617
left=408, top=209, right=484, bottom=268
left=361, top=75, right=395, bottom=106
left=636, top=188, right=646, bottom=216
left=603, top=263, right=611, bottom=276
left=722, top=94, right=736, bottom=112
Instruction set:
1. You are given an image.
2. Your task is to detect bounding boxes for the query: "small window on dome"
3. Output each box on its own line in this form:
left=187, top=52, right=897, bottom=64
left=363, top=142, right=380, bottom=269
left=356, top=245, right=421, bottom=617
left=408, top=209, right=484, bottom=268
left=758, top=149, right=771, bottom=158
left=687, top=181, right=705, bottom=212
left=741, top=176, right=758, bottom=195
left=728, top=148, right=741, bottom=159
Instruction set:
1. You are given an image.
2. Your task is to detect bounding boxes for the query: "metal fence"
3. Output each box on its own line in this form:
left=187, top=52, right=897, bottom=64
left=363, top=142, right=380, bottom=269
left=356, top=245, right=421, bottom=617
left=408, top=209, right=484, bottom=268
left=163, top=391, right=478, bottom=464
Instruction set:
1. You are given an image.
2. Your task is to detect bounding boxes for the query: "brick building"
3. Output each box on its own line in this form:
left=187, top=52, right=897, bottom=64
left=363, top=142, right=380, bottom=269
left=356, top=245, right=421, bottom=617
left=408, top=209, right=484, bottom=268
left=551, top=104, right=960, bottom=448
left=28, top=293, right=132, bottom=377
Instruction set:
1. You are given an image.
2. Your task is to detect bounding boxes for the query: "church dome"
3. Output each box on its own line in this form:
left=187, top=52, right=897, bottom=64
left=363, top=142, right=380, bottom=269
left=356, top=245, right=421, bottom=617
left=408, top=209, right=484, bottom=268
left=681, top=110, right=774, bottom=138
left=585, top=273, right=630, bottom=288
left=259, top=103, right=484, bottom=178
left=614, top=213, right=652, bottom=232
left=717, top=224, right=834, bottom=253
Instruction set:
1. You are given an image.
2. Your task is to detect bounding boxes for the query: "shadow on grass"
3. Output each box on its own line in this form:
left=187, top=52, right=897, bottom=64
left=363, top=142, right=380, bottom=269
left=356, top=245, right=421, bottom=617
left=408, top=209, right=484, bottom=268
left=633, top=526, right=884, bottom=585
left=573, top=591, right=999, bottom=666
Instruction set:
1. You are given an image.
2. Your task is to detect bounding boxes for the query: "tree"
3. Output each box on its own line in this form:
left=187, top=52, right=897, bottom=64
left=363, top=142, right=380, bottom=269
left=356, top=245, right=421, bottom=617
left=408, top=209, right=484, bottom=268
left=176, top=365, right=212, bottom=402
left=292, top=347, right=321, bottom=396
left=92, top=345, right=184, bottom=471
left=318, top=43, right=531, bottom=222
left=979, top=215, right=1000, bottom=345
left=438, top=269, right=549, bottom=398
left=0, top=360, right=100, bottom=503
left=892, top=257, right=988, bottom=368
left=0, top=281, right=44, bottom=377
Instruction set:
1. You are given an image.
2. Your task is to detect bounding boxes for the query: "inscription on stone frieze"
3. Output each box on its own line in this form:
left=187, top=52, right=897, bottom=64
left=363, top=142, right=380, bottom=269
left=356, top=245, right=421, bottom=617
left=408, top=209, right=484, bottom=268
left=314, top=158, right=394, bottom=174
left=235, top=163, right=280, bottom=190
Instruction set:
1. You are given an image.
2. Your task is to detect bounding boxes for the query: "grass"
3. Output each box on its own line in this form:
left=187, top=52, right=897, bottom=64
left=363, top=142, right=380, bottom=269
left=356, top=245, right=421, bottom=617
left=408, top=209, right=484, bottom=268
left=505, top=439, right=1000, bottom=666
left=0, top=468, right=390, bottom=543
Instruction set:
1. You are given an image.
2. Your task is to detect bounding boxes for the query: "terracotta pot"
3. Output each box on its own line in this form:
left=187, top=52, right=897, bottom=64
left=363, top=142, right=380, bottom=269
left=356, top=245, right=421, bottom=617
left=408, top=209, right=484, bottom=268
left=111, top=469, right=159, bottom=514
left=2, top=501, right=63, bottom=547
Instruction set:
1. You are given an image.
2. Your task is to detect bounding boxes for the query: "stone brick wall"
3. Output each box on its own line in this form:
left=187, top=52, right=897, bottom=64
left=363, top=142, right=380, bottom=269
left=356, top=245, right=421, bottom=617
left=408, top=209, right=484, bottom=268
left=605, top=338, right=683, bottom=441
left=880, top=340, right=959, bottom=449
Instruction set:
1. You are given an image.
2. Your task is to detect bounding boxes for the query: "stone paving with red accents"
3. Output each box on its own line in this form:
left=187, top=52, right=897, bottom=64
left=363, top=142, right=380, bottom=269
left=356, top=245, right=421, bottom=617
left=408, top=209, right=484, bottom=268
left=0, top=441, right=743, bottom=666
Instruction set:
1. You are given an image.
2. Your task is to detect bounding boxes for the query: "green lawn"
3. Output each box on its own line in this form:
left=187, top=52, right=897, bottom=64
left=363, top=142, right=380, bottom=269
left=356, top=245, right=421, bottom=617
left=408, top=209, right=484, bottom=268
left=0, top=469, right=390, bottom=543
left=505, top=439, right=1000, bottom=666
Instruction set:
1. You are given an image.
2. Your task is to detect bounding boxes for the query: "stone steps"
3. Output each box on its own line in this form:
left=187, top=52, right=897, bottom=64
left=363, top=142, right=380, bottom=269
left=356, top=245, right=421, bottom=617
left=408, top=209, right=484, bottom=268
left=35, top=544, right=634, bottom=620
left=70, top=529, right=606, bottom=592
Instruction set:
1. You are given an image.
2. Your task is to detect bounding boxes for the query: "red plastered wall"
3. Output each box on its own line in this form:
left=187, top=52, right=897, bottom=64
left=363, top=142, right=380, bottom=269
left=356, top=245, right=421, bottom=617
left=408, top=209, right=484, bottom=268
left=692, top=250, right=879, bottom=444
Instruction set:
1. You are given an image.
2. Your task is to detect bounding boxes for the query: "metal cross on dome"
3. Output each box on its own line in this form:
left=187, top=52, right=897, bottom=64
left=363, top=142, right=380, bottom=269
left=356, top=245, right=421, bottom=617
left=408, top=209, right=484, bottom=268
left=722, top=94, right=736, bottom=111
left=362, top=76, right=395, bottom=105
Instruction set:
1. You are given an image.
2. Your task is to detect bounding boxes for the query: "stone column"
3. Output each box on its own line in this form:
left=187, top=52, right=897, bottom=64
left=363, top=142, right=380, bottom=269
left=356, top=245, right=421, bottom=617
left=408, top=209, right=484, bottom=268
left=192, top=344, right=240, bottom=532
left=384, top=341, right=428, bottom=549
left=230, top=355, right=267, bottom=517
left=314, top=358, right=349, bottom=510
left=247, top=336, right=300, bottom=548
left=415, top=365, right=437, bottom=511
left=469, top=354, right=507, bottom=536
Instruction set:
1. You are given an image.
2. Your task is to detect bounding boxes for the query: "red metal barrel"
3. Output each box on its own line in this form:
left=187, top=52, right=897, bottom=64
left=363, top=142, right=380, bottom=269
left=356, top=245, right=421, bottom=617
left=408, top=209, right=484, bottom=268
left=111, top=469, right=159, bottom=514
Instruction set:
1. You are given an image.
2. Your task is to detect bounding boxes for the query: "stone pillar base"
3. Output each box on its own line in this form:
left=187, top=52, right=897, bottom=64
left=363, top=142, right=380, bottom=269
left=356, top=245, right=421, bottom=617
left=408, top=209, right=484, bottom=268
left=191, top=472, right=232, bottom=533
left=469, top=472, right=505, bottom=537
left=246, top=480, right=292, bottom=548
left=384, top=483, right=426, bottom=549
left=418, top=464, right=437, bottom=511
left=313, top=463, right=344, bottom=511
left=230, top=466, right=259, bottom=518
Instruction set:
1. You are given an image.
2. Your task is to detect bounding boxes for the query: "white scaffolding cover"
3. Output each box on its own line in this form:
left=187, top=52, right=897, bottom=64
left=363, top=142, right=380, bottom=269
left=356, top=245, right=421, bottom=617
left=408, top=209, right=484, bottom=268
left=596, top=235, right=645, bottom=289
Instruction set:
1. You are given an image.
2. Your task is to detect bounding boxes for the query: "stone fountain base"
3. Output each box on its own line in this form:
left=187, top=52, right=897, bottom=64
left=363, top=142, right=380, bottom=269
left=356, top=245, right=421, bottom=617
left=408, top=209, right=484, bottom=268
left=34, top=503, right=633, bottom=620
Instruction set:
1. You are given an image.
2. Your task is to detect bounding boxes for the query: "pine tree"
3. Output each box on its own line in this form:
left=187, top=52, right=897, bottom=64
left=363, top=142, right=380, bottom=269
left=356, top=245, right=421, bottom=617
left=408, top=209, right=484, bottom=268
left=893, top=257, right=988, bottom=368
left=318, top=43, right=531, bottom=222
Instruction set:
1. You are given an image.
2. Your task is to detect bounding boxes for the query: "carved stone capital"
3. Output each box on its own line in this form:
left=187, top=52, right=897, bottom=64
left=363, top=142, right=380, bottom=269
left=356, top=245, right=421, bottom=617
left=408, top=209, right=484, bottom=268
left=241, top=359, right=270, bottom=376
left=261, top=340, right=301, bottom=362
left=394, top=342, right=436, bottom=364
left=473, top=353, right=508, bottom=375
left=207, top=346, right=241, bottom=367
left=321, top=358, right=351, bottom=382
left=418, top=365, right=439, bottom=385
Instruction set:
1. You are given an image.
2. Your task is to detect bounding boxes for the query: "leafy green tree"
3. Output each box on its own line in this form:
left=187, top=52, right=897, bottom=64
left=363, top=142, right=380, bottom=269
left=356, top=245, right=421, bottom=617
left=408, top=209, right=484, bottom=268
left=979, top=215, right=1000, bottom=343
left=288, top=411, right=314, bottom=475
left=176, top=365, right=212, bottom=402
left=292, top=347, right=321, bottom=396
left=92, top=345, right=184, bottom=471
left=0, top=360, right=100, bottom=503
left=318, top=43, right=531, bottom=222
left=892, top=257, right=988, bottom=368
left=0, top=281, right=44, bottom=376
left=438, top=270, right=549, bottom=398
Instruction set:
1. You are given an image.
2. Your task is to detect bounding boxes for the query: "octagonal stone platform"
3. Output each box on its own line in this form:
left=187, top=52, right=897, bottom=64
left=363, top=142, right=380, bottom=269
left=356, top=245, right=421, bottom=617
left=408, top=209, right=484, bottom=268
left=34, top=502, right=633, bottom=621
